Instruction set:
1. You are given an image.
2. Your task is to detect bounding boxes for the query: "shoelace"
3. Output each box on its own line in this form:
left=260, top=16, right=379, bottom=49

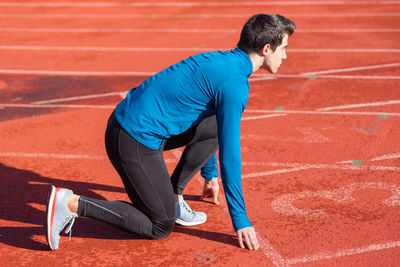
left=180, top=199, right=195, bottom=215
left=60, top=215, right=77, bottom=240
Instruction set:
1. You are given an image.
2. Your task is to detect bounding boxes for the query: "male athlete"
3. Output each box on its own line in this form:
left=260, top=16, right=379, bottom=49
left=46, top=14, right=296, bottom=251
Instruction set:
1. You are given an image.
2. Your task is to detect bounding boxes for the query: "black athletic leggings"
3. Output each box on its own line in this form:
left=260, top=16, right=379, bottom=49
left=77, top=112, right=218, bottom=239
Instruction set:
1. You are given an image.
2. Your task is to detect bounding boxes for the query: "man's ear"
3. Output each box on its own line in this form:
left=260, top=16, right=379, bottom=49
left=260, top=44, right=271, bottom=56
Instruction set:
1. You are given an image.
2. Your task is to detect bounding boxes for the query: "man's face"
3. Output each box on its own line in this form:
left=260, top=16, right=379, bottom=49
left=262, top=34, right=288, bottom=74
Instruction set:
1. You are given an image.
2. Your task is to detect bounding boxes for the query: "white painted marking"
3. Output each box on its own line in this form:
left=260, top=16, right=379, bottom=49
left=271, top=182, right=400, bottom=217
left=248, top=76, right=276, bottom=82
left=0, top=28, right=399, bottom=34
left=242, top=114, right=287, bottom=121
left=298, top=28, right=400, bottom=32
left=336, top=160, right=355, bottom=164
left=0, top=151, right=178, bottom=163
left=302, top=62, right=400, bottom=76
left=371, top=152, right=400, bottom=161
left=0, top=69, right=155, bottom=76
left=0, top=151, right=398, bottom=175
left=0, top=152, right=106, bottom=160
left=245, top=109, right=400, bottom=116
left=32, top=91, right=129, bottom=105
left=286, top=240, right=400, bottom=264
left=241, top=127, right=331, bottom=143
left=0, top=44, right=219, bottom=50
left=317, top=99, right=400, bottom=111
left=2, top=103, right=400, bottom=117
left=256, top=233, right=287, bottom=266
left=293, top=127, right=331, bottom=143
left=289, top=48, right=400, bottom=53
left=0, top=28, right=238, bottom=34
left=241, top=161, right=400, bottom=171
left=119, top=92, right=128, bottom=99
left=0, top=1, right=397, bottom=7
left=253, top=74, right=400, bottom=81
left=171, top=149, right=183, bottom=160
left=288, top=12, right=400, bottom=17
left=243, top=166, right=311, bottom=178
left=1, top=13, right=400, bottom=19
left=0, top=103, right=115, bottom=109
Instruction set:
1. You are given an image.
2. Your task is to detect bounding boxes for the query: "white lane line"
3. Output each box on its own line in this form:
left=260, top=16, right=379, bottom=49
left=1, top=13, right=400, bottom=19
left=298, top=29, right=400, bottom=32
left=371, top=152, right=400, bottom=161
left=336, top=160, right=355, bottom=164
left=32, top=91, right=129, bottom=104
left=241, top=114, right=287, bottom=121
left=0, top=46, right=399, bottom=55
left=0, top=45, right=220, bottom=50
left=286, top=241, right=400, bottom=265
left=0, top=152, right=106, bottom=160
left=244, top=109, right=400, bottom=116
left=290, top=48, right=400, bottom=53
left=0, top=28, right=399, bottom=33
left=0, top=151, right=178, bottom=163
left=251, top=74, right=400, bottom=81
left=243, top=166, right=311, bottom=178
left=248, top=76, right=276, bottom=81
left=0, top=103, right=116, bottom=109
left=1, top=151, right=398, bottom=172
left=301, top=62, right=400, bottom=76
left=2, top=103, right=400, bottom=117
left=0, top=28, right=239, bottom=33
left=0, top=69, right=155, bottom=76
left=241, top=128, right=331, bottom=143
left=0, top=1, right=397, bottom=7
left=256, top=233, right=287, bottom=266
left=317, top=99, right=400, bottom=111
left=241, top=161, right=400, bottom=172
left=0, top=69, right=398, bottom=80
left=1, top=151, right=398, bottom=173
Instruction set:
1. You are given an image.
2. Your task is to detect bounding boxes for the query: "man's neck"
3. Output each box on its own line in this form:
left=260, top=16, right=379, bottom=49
left=248, top=52, right=264, bottom=73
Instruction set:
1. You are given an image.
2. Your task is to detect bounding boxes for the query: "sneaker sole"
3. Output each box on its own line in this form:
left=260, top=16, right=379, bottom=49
left=175, top=217, right=207, bottom=227
left=45, top=185, right=56, bottom=250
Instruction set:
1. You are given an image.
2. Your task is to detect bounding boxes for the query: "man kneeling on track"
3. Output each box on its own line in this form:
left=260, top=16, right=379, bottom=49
left=45, top=13, right=296, bottom=251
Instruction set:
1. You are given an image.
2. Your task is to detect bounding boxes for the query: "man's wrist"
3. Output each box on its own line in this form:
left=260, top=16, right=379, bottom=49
left=204, top=177, right=218, bottom=183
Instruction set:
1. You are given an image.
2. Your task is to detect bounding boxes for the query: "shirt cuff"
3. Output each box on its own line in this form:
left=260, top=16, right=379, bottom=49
left=231, top=215, right=252, bottom=231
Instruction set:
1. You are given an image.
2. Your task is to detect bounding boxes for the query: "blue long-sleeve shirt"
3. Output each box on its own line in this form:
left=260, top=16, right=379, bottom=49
left=114, top=48, right=253, bottom=230
left=201, top=154, right=218, bottom=180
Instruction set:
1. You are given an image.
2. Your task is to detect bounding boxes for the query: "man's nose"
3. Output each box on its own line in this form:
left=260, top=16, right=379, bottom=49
left=282, top=50, right=287, bottom=59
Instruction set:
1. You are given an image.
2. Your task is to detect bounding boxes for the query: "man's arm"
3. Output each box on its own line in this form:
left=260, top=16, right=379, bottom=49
left=215, top=79, right=259, bottom=250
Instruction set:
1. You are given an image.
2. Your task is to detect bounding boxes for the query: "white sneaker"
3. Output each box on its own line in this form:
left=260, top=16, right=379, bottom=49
left=175, top=197, right=207, bottom=226
left=46, top=185, right=78, bottom=250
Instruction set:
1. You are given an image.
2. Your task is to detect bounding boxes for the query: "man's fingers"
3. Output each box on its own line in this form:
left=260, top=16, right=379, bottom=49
left=238, top=232, right=245, bottom=249
left=212, top=194, right=220, bottom=205
left=237, top=227, right=260, bottom=250
left=243, top=232, right=253, bottom=250
left=250, top=231, right=259, bottom=250
left=201, top=190, right=211, bottom=199
left=200, top=184, right=210, bottom=200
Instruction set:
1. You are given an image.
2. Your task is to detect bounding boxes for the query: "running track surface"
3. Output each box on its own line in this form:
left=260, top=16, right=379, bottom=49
left=0, top=1, right=399, bottom=266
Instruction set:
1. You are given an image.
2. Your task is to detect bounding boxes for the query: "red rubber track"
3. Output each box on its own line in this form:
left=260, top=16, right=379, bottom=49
left=0, top=1, right=399, bottom=266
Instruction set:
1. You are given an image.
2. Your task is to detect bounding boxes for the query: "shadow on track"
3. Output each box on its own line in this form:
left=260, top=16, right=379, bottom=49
left=0, top=162, right=237, bottom=251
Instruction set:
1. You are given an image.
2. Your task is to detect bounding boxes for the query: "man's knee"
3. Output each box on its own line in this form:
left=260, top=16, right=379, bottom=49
left=151, top=217, right=176, bottom=239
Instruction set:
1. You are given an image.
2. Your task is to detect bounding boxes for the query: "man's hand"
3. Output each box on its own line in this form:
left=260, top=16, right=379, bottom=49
left=236, top=227, right=260, bottom=250
left=200, top=179, right=220, bottom=205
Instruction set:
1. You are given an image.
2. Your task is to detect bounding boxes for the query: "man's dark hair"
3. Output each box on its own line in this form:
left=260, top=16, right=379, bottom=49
left=237, top=14, right=296, bottom=54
